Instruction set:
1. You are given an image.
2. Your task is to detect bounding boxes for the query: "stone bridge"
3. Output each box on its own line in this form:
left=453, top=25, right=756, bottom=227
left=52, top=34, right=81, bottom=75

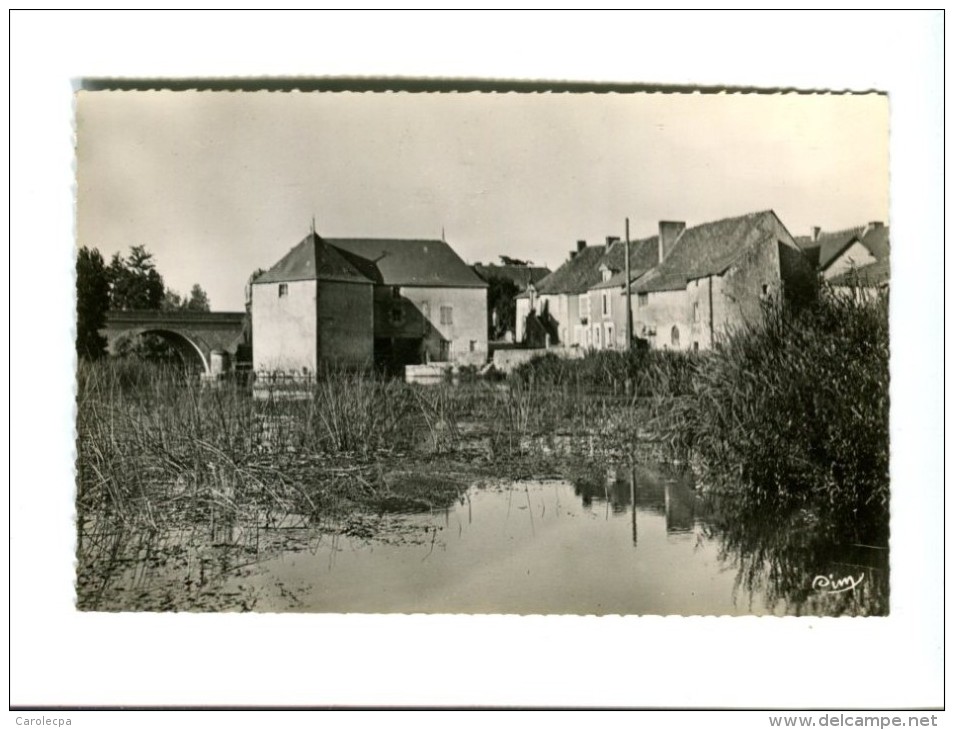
left=102, top=310, right=247, bottom=374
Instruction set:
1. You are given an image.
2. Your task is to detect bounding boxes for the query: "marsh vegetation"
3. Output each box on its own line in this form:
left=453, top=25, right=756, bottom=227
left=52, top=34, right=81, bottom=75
left=75, top=292, right=889, bottom=615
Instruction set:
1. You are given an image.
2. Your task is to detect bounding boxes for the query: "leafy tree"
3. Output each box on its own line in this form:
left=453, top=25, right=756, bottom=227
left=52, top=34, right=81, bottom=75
left=110, top=331, right=186, bottom=365
left=161, top=284, right=211, bottom=312
left=106, top=246, right=209, bottom=368
left=161, top=289, right=185, bottom=311
left=184, top=283, right=210, bottom=312
left=75, top=246, right=110, bottom=359
left=485, top=275, right=520, bottom=340
left=108, top=245, right=164, bottom=310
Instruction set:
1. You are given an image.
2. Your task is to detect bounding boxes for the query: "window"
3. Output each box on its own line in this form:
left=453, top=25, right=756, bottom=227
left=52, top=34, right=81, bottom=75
left=693, top=302, right=700, bottom=323
left=594, top=326, right=601, bottom=348
left=671, top=325, right=680, bottom=347
left=392, top=286, right=401, bottom=299
left=440, top=305, right=453, bottom=325
left=602, top=293, right=609, bottom=317
left=606, top=324, right=615, bottom=348
left=638, top=292, right=648, bottom=306
left=693, top=342, right=699, bottom=351
left=469, top=340, right=477, bottom=352
left=278, top=283, right=288, bottom=298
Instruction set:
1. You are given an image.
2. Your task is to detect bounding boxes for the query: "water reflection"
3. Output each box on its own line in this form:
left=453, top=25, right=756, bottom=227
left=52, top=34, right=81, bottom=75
left=79, top=461, right=889, bottom=615
left=570, top=464, right=704, bottom=535
left=703, top=491, right=889, bottom=616
left=569, top=463, right=888, bottom=616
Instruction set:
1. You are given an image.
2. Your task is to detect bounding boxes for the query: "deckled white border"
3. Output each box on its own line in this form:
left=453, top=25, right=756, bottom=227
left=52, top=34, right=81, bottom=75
left=8, top=9, right=943, bottom=714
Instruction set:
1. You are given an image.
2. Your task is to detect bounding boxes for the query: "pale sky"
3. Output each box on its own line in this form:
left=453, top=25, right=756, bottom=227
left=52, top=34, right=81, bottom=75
left=76, top=90, right=889, bottom=311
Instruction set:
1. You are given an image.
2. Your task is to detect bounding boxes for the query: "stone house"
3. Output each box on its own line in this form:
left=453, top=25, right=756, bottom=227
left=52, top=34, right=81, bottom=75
left=822, top=223, right=890, bottom=299
left=252, top=233, right=374, bottom=374
left=514, top=240, right=607, bottom=347
left=795, top=222, right=888, bottom=281
left=252, top=232, right=488, bottom=374
left=630, top=211, right=815, bottom=351
left=828, top=258, right=890, bottom=300
left=584, top=234, right=660, bottom=350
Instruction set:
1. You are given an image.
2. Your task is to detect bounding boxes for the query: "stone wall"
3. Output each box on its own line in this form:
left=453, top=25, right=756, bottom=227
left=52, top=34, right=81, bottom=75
left=318, top=280, right=374, bottom=369
left=252, top=279, right=318, bottom=373
left=633, top=287, right=692, bottom=351
left=399, top=285, right=488, bottom=365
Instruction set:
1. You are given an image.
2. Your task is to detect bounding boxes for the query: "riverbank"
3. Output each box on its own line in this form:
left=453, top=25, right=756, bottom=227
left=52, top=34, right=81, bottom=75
left=75, top=360, right=667, bottom=609
left=75, top=290, right=889, bottom=612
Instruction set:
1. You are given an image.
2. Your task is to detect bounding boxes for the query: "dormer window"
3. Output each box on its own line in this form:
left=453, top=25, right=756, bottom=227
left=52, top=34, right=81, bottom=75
left=278, top=283, right=288, bottom=298
left=600, top=265, right=613, bottom=283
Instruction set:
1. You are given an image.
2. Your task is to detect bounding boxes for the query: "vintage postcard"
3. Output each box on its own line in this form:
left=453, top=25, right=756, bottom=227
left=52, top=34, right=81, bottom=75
left=73, top=87, right=890, bottom=616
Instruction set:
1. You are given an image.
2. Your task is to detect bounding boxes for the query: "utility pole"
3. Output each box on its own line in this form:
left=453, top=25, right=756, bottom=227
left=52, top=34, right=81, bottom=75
left=625, top=217, right=633, bottom=351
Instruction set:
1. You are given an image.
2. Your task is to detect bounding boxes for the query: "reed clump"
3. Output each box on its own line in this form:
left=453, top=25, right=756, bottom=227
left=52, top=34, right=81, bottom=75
left=510, top=348, right=700, bottom=397
left=308, top=367, right=412, bottom=454
left=664, top=291, right=889, bottom=537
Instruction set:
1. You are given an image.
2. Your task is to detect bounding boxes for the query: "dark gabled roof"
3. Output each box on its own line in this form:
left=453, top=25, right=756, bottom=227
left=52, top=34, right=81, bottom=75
left=796, top=227, right=865, bottom=270
left=526, top=244, right=607, bottom=296
left=325, top=238, right=488, bottom=288
left=796, top=224, right=890, bottom=269
left=828, top=258, right=891, bottom=288
left=591, top=236, right=661, bottom=290
left=861, top=225, right=890, bottom=261
left=254, top=233, right=373, bottom=285
left=631, top=268, right=689, bottom=294
left=472, top=263, right=551, bottom=289
left=632, top=210, right=782, bottom=294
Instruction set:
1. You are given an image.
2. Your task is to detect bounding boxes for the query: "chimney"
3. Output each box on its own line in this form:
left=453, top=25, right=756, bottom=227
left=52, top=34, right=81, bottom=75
left=605, top=236, right=620, bottom=247
left=811, top=226, right=821, bottom=242
left=658, top=221, right=686, bottom=263
left=577, top=240, right=587, bottom=253
left=863, top=221, right=884, bottom=237
left=569, top=250, right=577, bottom=260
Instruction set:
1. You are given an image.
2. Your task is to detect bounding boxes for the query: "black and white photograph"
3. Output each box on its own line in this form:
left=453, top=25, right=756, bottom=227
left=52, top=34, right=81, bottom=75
left=9, top=9, right=943, bottom=716
left=74, top=89, right=890, bottom=616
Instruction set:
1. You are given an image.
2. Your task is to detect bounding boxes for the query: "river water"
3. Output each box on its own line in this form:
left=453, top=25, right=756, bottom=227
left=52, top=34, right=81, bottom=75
left=229, top=464, right=888, bottom=616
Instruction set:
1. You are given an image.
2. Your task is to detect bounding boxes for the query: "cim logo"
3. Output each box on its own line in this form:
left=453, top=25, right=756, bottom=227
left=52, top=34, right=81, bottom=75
left=812, top=573, right=865, bottom=594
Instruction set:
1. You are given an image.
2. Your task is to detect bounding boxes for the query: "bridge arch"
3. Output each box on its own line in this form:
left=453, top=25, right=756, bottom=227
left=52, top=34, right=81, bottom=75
left=122, top=328, right=210, bottom=374
left=102, top=310, right=247, bottom=376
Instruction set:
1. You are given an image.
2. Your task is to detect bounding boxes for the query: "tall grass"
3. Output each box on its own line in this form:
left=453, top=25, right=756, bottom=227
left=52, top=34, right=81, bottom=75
left=308, top=369, right=411, bottom=454
left=511, top=348, right=700, bottom=397
left=75, top=360, right=428, bottom=608
left=664, top=291, right=889, bottom=539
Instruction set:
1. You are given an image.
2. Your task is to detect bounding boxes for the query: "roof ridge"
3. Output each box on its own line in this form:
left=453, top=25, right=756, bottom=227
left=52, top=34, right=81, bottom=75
left=323, top=236, right=447, bottom=243
left=254, top=231, right=374, bottom=285
left=681, top=208, right=775, bottom=233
